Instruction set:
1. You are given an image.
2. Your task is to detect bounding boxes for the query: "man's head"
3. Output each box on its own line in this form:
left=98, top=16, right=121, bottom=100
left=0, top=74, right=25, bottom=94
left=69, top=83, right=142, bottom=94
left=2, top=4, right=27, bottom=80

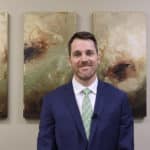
left=68, top=31, right=98, bottom=56
left=68, top=31, right=100, bottom=86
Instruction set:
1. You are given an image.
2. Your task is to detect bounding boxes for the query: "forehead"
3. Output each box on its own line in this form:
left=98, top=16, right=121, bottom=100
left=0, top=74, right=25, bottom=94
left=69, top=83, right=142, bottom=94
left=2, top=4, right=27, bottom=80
left=71, top=39, right=96, bottom=51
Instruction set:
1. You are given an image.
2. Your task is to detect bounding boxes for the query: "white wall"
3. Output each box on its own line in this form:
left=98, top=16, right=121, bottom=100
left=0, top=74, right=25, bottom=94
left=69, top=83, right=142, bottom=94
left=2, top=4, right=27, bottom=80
left=0, top=0, right=149, bottom=150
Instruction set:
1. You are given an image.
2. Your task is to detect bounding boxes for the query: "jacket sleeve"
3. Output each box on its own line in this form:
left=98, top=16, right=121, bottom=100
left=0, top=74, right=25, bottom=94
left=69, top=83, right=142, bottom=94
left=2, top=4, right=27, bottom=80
left=118, top=93, right=134, bottom=150
left=37, top=95, right=57, bottom=150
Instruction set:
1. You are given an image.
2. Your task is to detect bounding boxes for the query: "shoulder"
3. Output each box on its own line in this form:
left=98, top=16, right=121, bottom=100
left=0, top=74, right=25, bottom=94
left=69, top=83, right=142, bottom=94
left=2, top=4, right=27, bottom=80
left=98, top=81, right=132, bottom=113
left=98, top=80, right=128, bottom=101
left=43, top=82, right=71, bottom=100
left=99, top=80, right=125, bottom=94
left=41, top=82, right=71, bottom=109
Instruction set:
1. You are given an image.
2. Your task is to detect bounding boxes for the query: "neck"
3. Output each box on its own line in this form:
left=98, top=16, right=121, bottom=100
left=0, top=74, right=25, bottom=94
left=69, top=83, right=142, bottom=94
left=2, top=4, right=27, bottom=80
left=74, top=75, right=97, bottom=87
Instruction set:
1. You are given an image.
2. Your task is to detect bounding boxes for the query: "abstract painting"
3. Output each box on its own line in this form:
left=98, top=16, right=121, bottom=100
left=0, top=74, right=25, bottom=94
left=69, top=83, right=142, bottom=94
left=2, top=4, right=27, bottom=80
left=24, top=12, right=76, bottom=119
left=92, top=12, right=146, bottom=118
left=0, top=12, right=8, bottom=118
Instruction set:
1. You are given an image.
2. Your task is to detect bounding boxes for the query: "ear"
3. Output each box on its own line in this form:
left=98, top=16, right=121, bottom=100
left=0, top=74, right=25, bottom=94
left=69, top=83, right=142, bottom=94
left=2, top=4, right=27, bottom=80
left=68, top=56, right=72, bottom=67
left=97, top=51, right=101, bottom=65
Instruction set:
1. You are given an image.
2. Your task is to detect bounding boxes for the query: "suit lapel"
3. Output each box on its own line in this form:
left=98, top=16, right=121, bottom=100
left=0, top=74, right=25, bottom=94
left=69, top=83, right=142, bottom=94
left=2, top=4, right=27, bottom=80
left=64, top=82, right=87, bottom=141
left=89, top=80, right=105, bottom=142
left=63, top=81, right=106, bottom=142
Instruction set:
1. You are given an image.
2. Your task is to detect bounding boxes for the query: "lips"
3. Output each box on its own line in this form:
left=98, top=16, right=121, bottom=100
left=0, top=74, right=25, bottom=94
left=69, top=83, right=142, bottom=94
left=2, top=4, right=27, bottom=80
left=79, top=66, right=92, bottom=73
left=80, top=65, right=92, bottom=69
left=80, top=66, right=89, bottom=69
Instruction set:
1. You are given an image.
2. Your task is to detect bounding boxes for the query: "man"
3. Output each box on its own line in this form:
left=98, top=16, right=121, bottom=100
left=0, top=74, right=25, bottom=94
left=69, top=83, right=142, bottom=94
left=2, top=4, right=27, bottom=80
left=37, top=31, right=134, bottom=150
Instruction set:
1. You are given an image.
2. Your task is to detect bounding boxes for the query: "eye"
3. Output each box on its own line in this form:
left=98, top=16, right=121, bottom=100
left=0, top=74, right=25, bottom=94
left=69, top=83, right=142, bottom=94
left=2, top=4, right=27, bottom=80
left=86, top=50, right=95, bottom=56
left=72, top=51, right=81, bottom=57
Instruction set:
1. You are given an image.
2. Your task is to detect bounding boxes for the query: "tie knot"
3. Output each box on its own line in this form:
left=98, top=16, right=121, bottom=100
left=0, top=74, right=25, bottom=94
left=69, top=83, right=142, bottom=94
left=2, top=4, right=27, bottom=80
left=82, top=88, right=91, bottom=96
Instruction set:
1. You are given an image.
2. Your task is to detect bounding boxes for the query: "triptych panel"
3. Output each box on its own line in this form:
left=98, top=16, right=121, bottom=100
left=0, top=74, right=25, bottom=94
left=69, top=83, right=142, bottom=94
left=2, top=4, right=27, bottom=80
left=0, top=12, right=8, bottom=118
left=23, top=12, right=76, bottom=118
left=92, top=12, right=146, bottom=118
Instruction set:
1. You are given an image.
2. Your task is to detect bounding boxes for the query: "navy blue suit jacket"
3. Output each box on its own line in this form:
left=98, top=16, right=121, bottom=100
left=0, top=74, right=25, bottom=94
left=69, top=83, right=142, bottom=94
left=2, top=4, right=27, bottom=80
left=37, top=80, right=134, bottom=150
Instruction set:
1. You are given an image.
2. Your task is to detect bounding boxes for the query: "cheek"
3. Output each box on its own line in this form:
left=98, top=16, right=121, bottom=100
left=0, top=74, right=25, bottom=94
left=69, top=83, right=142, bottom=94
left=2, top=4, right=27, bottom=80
left=72, top=59, right=81, bottom=66
left=70, top=60, right=79, bottom=68
left=92, top=58, right=99, bottom=65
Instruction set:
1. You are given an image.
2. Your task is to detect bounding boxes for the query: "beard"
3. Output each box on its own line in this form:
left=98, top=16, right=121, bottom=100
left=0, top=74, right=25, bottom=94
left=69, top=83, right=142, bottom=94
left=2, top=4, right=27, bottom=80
left=75, top=65, right=97, bottom=81
left=71, top=59, right=99, bottom=84
left=77, top=71, right=97, bottom=81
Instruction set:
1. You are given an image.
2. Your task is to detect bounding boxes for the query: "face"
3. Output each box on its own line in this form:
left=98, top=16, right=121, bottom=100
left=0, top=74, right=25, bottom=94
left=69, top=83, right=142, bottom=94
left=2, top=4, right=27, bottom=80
left=69, top=39, right=100, bottom=85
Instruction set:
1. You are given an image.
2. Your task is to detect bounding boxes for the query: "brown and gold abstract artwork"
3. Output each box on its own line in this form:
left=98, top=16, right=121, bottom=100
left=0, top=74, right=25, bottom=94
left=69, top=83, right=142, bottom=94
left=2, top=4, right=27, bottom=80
left=24, top=12, right=76, bottom=119
left=0, top=12, right=8, bottom=118
left=92, top=12, right=146, bottom=118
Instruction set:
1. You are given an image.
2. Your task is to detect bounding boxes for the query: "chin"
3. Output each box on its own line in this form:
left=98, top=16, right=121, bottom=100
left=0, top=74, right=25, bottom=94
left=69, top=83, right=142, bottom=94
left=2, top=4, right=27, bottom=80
left=77, top=73, right=95, bottom=82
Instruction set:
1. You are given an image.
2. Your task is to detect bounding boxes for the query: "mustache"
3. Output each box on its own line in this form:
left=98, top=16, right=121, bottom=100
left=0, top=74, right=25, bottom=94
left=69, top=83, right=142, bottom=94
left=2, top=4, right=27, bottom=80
left=78, top=61, right=92, bottom=67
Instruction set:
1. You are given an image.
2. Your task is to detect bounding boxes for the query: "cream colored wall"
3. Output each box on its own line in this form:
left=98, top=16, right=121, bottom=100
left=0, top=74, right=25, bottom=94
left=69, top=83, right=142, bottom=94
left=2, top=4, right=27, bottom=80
left=0, top=0, right=149, bottom=150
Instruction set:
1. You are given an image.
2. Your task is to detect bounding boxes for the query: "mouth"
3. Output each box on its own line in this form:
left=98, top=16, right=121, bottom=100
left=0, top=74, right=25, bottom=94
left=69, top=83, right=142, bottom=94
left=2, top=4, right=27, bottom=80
left=80, top=65, right=91, bottom=69
left=79, top=66, right=92, bottom=74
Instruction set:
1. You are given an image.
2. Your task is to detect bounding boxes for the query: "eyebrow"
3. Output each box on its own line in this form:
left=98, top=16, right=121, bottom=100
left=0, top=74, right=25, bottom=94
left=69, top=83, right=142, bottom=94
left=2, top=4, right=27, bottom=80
left=73, top=49, right=95, bottom=52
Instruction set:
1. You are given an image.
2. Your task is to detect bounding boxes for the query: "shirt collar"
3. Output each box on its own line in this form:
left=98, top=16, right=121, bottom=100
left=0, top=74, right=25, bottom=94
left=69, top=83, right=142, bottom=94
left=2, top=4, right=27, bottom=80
left=72, top=76, right=98, bottom=95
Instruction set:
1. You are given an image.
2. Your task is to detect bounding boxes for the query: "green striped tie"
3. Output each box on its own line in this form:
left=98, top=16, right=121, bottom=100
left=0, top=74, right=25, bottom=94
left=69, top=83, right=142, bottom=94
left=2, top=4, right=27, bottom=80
left=82, top=88, right=93, bottom=139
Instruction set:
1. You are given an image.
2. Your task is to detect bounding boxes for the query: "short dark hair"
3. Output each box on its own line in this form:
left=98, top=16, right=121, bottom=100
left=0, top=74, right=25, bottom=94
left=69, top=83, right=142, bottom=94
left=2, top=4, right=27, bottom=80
left=68, top=31, right=98, bottom=56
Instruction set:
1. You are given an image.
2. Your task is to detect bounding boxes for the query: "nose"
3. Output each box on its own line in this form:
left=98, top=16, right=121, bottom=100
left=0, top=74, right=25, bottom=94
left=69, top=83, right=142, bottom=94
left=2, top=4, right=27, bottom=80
left=81, top=53, right=88, bottom=62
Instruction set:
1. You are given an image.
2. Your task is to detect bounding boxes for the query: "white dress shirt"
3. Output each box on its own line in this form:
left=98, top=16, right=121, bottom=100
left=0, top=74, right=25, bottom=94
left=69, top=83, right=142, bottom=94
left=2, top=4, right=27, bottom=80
left=72, top=77, right=98, bottom=114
